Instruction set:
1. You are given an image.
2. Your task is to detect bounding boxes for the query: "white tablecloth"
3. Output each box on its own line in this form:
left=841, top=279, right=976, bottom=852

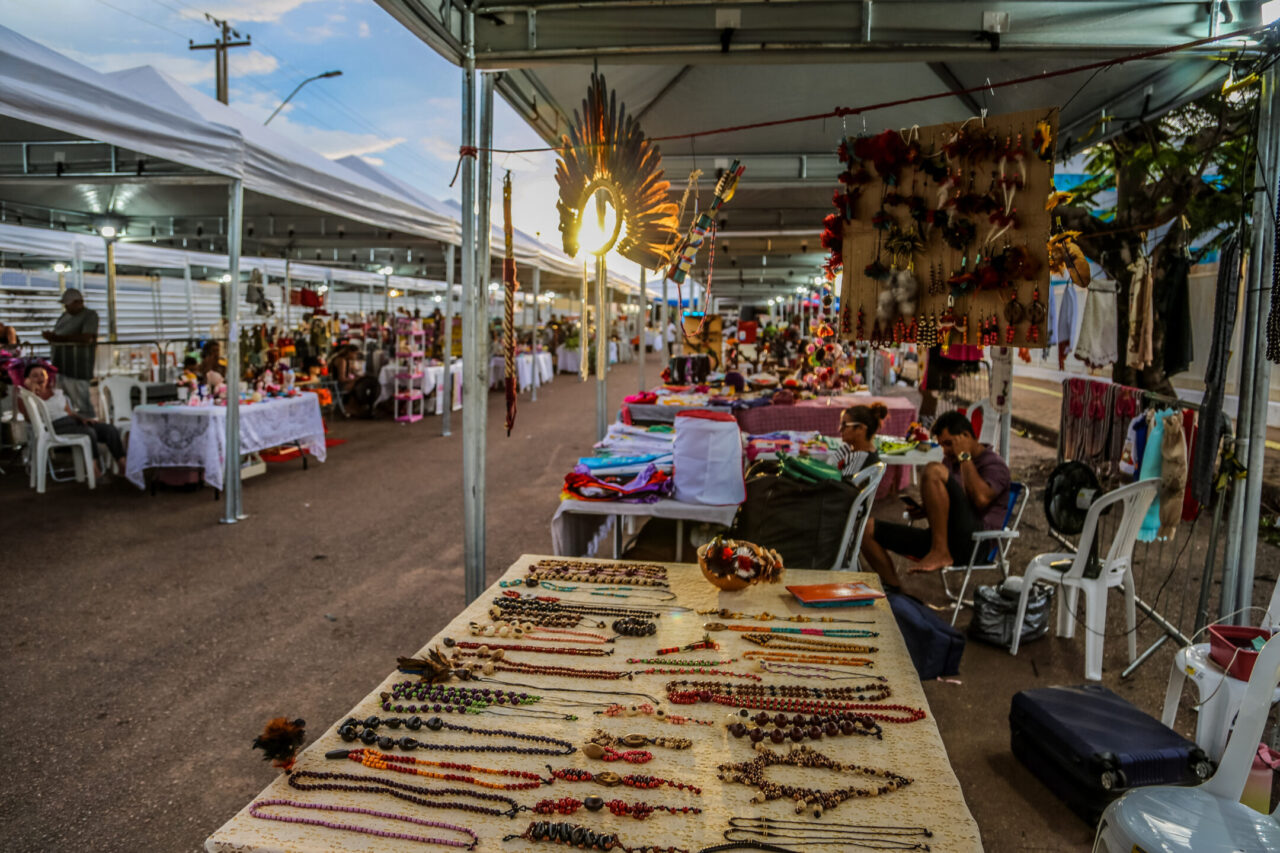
left=551, top=496, right=739, bottom=558
left=126, top=395, right=326, bottom=491
left=488, top=354, right=536, bottom=391
left=425, top=361, right=463, bottom=414
left=534, top=351, right=553, bottom=383
left=555, top=344, right=581, bottom=374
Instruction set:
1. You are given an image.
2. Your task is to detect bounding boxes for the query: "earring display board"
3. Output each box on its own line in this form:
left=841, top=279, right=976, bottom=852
left=836, top=107, right=1058, bottom=349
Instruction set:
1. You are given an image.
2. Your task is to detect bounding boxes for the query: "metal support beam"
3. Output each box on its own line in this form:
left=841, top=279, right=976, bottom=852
left=1231, top=61, right=1280, bottom=622
left=442, top=242, right=455, bottom=436
left=461, top=8, right=485, bottom=602
left=531, top=266, right=541, bottom=402
left=104, top=239, right=118, bottom=342
left=596, top=255, right=608, bottom=441
left=220, top=178, right=245, bottom=524
left=638, top=268, right=647, bottom=392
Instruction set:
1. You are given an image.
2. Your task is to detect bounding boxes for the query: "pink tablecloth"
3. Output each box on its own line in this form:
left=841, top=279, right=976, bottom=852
left=736, top=395, right=918, bottom=496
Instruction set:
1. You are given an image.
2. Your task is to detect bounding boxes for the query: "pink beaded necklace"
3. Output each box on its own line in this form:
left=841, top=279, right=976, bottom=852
left=248, top=798, right=478, bottom=848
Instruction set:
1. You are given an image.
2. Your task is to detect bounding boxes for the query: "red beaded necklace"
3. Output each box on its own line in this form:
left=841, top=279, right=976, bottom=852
left=664, top=681, right=925, bottom=724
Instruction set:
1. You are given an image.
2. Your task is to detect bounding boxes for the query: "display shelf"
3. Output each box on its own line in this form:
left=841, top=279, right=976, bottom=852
left=392, top=319, right=427, bottom=423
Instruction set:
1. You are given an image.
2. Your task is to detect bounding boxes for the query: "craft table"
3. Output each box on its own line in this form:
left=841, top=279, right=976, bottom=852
left=126, top=395, right=326, bottom=491
left=551, top=497, right=740, bottom=562
left=488, top=355, right=538, bottom=392
left=206, top=556, right=983, bottom=853
left=424, top=362, right=464, bottom=415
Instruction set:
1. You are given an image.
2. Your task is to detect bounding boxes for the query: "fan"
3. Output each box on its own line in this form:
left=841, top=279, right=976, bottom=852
left=1043, top=461, right=1102, bottom=536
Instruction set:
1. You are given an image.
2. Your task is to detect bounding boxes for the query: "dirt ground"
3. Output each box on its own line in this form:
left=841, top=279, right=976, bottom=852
left=1, top=360, right=1276, bottom=852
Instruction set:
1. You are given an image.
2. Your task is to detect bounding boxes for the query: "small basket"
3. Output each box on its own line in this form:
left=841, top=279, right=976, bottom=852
left=1208, top=625, right=1276, bottom=682
left=697, top=540, right=783, bottom=590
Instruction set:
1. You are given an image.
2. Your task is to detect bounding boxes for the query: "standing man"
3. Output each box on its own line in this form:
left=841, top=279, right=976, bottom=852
left=42, top=288, right=99, bottom=416
left=666, top=316, right=678, bottom=357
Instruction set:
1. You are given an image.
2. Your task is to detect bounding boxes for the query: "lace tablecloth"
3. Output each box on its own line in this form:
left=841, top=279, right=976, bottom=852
left=125, top=395, right=326, bottom=490
left=489, top=355, right=537, bottom=391
left=206, top=557, right=983, bottom=853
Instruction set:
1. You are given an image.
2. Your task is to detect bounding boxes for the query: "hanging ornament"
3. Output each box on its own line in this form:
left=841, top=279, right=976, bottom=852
left=502, top=172, right=519, bottom=435
left=855, top=307, right=866, bottom=340
left=555, top=73, right=679, bottom=267
left=666, top=162, right=745, bottom=340
left=1027, top=287, right=1047, bottom=344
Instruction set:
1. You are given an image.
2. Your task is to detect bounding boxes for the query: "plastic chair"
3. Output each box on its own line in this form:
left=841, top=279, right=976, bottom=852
left=18, top=388, right=95, bottom=493
left=99, top=375, right=145, bottom=441
left=941, top=482, right=1028, bottom=626
left=1160, top=580, right=1280, bottom=761
left=831, top=462, right=886, bottom=571
left=1009, top=478, right=1158, bottom=681
left=1093, top=635, right=1280, bottom=853
left=968, top=397, right=999, bottom=446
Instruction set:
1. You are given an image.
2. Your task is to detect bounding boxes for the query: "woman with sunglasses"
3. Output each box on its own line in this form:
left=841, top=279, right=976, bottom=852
left=832, top=402, right=887, bottom=480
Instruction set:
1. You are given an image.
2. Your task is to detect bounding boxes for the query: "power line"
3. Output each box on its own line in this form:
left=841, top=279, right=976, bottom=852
left=90, top=0, right=189, bottom=38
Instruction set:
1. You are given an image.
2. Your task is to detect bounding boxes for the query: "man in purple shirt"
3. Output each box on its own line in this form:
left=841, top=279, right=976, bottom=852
left=861, top=411, right=1011, bottom=589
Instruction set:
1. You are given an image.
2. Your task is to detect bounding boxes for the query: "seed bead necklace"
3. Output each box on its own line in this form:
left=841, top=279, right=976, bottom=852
left=339, top=715, right=576, bottom=755
left=470, top=620, right=612, bottom=644
left=525, top=558, right=669, bottom=585
left=445, top=639, right=615, bottom=657
left=287, top=769, right=520, bottom=817
left=697, top=608, right=874, bottom=625
left=494, top=596, right=662, bottom=621
left=548, top=766, right=702, bottom=795
left=587, top=729, right=692, bottom=750
left=597, top=702, right=715, bottom=726
left=627, top=658, right=736, bottom=666
left=716, top=745, right=913, bottom=818
left=741, top=634, right=877, bottom=654
left=458, top=656, right=635, bottom=681
left=757, top=661, right=887, bottom=681
left=742, top=650, right=874, bottom=667
left=726, top=709, right=885, bottom=744
left=635, top=666, right=761, bottom=682
left=248, top=798, right=478, bottom=848
left=330, top=748, right=551, bottom=791
left=705, top=622, right=878, bottom=639
left=664, top=681, right=925, bottom=723
left=505, top=820, right=688, bottom=852
left=725, top=816, right=934, bottom=851
left=526, top=796, right=702, bottom=821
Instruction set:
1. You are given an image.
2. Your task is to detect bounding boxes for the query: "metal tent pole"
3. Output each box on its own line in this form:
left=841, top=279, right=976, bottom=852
left=283, top=258, right=291, bottom=329
left=105, top=239, right=118, bottom=342
left=638, top=268, right=647, bottom=391
left=596, top=256, right=608, bottom=441
left=661, top=275, right=669, bottom=363
left=461, top=9, right=486, bottom=602
left=221, top=178, right=245, bottom=524
left=1231, top=62, right=1280, bottom=623
left=442, top=243, right=455, bottom=436
left=184, top=263, right=195, bottom=339
left=531, top=266, right=541, bottom=402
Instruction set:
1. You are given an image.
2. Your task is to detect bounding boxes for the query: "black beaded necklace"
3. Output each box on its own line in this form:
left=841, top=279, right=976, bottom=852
left=287, top=769, right=520, bottom=817
left=339, top=715, right=575, bottom=756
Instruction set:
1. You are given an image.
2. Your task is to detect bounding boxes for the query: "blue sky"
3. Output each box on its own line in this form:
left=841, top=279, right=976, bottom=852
left=1, top=0, right=572, bottom=247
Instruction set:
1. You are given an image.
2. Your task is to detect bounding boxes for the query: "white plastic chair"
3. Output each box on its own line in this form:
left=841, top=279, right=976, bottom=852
left=942, top=481, right=1029, bottom=625
left=99, top=375, right=145, bottom=441
left=969, top=397, right=999, bottom=446
left=1009, top=478, right=1158, bottom=680
left=1093, top=635, right=1280, bottom=853
left=831, top=462, right=886, bottom=571
left=1160, top=580, right=1280, bottom=761
left=18, top=388, right=96, bottom=493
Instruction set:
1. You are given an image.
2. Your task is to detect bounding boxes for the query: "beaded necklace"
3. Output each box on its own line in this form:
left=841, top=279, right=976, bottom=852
left=526, top=796, right=702, bottom=821
left=726, top=709, right=885, bottom=744
left=742, top=650, right=874, bottom=667
left=504, top=579, right=679, bottom=601
left=627, top=658, right=735, bottom=666
left=705, top=622, right=878, bottom=639
left=505, top=820, right=688, bottom=852
left=382, top=683, right=542, bottom=716
left=332, top=748, right=551, bottom=791
left=287, top=769, right=520, bottom=817
left=697, top=608, right=874, bottom=625
left=664, top=681, right=925, bottom=723
left=724, top=817, right=934, bottom=851
left=548, top=765, right=702, bottom=795
left=716, top=745, right=913, bottom=818
left=741, top=634, right=877, bottom=654
left=445, top=639, right=615, bottom=657
left=587, top=728, right=692, bottom=751
left=339, top=715, right=576, bottom=755
left=634, top=666, right=761, bottom=682
left=596, top=702, right=715, bottom=726
left=248, top=798, right=478, bottom=848
left=470, top=620, right=612, bottom=644
left=758, top=661, right=887, bottom=681
left=493, top=596, right=662, bottom=621
left=524, top=558, right=669, bottom=587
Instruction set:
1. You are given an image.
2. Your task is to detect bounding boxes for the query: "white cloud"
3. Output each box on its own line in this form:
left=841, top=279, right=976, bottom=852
left=360, top=155, right=385, bottom=166
left=358, top=21, right=371, bottom=38
left=420, top=136, right=461, bottom=162
left=180, top=0, right=323, bottom=24
left=231, top=89, right=408, bottom=161
left=61, top=47, right=277, bottom=86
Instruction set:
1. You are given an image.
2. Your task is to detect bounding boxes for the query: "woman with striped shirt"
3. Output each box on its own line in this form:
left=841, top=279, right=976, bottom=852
left=831, top=402, right=887, bottom=479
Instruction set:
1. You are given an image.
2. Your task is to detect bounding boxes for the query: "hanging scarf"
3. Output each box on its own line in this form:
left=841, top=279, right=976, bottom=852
left=502, top=172, right=519, bottom=436
left=1192, top=235, right=1242, bottom=503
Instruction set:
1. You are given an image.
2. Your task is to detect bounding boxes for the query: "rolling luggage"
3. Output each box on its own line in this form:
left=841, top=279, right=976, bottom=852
left=1009, top=684, right=1213, bottom=824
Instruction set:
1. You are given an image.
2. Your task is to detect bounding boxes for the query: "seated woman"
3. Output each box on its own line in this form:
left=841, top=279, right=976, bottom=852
left=831, top=402, right=886, bottom=480
left=196, top=340, right=223, bottom=384
left=327, top=344, right=363, bottom=394
left=21, top=365, right=126, bottom=477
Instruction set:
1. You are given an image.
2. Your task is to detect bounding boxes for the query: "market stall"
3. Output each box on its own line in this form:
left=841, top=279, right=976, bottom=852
left=126, top=394, right=326, bottom=491
left=207, top=555, right=981, bottom=853
left=735, top=395, right=916, bottom=438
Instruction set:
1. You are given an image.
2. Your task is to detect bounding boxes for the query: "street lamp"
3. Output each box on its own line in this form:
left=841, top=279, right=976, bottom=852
left=264, top=70, right=343, bottom=125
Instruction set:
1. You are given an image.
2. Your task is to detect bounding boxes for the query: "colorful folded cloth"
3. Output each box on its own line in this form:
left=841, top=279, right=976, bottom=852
left=562, top=463, right=674, bottom=503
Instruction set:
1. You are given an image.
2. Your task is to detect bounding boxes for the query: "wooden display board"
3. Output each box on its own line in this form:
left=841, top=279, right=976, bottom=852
left=680, top=312, right=723, bottom=368
left=838, top=107, right=1057, bottom=348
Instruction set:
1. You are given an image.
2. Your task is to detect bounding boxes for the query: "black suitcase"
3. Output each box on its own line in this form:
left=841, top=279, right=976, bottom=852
left=1009, top=684, right=1213, bottom=824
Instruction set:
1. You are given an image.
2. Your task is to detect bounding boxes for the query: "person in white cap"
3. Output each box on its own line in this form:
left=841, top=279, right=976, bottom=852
left=41, top=288, right=99, bottom=416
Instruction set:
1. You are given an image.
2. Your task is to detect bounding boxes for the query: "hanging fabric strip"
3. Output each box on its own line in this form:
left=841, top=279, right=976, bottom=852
left=502, top=171, right=518, bottom=436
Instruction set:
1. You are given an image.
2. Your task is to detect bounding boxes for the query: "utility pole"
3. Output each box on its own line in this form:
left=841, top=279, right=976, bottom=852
left=189, top=14, right=251, bottom=105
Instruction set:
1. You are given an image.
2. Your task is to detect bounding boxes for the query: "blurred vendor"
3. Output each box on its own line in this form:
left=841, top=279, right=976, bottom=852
left=41, top=288, right=98, bottom=416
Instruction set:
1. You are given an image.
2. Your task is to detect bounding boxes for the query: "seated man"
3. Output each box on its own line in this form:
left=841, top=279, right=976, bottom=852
left=860, top=410, right=1010, bottom=589
left=21, top=365, right=126, bottom=478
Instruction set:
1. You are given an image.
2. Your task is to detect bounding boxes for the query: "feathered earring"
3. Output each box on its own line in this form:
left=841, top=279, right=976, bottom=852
left=253, top=717, right=307, bottom=772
